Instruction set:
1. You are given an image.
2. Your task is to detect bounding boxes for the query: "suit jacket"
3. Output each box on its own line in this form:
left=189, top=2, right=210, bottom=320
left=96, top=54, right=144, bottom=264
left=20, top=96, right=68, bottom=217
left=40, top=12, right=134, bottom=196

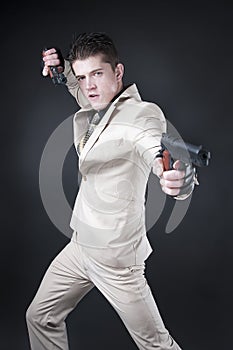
left=64, top=61, right=167, bottom=267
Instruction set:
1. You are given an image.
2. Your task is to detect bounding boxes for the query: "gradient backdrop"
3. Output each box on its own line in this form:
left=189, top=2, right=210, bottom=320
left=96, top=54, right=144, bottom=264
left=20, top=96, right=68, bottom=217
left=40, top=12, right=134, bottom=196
left=1, top=1, right=232, bottom=349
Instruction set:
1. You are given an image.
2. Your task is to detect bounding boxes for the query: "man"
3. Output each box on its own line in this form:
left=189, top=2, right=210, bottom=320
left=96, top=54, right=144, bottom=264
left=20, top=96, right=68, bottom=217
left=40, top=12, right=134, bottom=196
left=26, top=32, right=196, bottom=349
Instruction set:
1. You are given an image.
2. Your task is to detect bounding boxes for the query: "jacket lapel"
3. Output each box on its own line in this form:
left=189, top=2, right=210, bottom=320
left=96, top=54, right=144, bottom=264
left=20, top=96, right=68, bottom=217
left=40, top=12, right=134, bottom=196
left=78, top=102, right=117, bottom=167
left=73, top=109, right=91, bottom=149
left=74, top=84, right=141, bottom=168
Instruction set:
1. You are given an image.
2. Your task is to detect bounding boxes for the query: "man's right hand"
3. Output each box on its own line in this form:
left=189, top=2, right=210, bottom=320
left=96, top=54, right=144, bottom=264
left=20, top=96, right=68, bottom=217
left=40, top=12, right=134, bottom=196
left=42, top=48, right=64, bottom=76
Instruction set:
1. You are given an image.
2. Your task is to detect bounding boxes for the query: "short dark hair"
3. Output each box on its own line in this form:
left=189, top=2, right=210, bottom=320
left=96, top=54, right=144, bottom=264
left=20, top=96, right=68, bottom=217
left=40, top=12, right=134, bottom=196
left=68, top=32, right=119, bottom=71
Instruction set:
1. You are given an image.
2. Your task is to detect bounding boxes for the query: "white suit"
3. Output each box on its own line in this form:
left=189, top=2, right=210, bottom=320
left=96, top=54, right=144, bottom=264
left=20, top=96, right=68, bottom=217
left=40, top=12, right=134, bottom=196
left=26, top=61, right=182, bottom=350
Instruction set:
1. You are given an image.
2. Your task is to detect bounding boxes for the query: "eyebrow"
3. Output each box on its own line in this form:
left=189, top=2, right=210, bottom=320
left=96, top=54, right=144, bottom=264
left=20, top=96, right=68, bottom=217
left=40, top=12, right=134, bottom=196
left=76, top=68, right=104, bottom=79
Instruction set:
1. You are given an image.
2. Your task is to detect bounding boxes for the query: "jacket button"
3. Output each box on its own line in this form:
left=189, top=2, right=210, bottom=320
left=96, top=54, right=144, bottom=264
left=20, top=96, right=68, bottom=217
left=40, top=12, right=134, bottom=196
left=83, top=175, right=87, bottom=181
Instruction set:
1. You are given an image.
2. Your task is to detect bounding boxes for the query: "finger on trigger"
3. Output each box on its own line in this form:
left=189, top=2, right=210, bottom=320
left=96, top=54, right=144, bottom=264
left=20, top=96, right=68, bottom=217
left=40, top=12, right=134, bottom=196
left=173, top=159, right=181, bottom=170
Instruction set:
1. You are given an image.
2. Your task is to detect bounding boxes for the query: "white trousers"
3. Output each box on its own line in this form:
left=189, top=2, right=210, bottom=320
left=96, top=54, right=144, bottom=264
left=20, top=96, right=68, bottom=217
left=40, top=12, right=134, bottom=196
left=26, top=240, right=182, bottom=350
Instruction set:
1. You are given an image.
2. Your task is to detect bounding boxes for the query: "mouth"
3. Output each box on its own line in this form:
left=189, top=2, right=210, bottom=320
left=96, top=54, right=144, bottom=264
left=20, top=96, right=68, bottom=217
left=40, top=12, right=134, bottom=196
left=88, top=93, right=100, bottom=100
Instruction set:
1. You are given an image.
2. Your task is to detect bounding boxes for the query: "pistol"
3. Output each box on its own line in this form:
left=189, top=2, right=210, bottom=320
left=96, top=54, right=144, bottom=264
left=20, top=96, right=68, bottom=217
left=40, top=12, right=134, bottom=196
left=42, top=48, right=67, bottom=86
left=161, top=133, right=211, bottom=171
left=47, top=66, right=67, bottom=85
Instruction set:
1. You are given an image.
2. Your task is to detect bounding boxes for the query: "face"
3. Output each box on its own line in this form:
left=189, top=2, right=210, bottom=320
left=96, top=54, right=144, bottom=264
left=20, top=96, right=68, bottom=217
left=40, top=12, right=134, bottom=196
left=72, top=54, right=124, bottom=111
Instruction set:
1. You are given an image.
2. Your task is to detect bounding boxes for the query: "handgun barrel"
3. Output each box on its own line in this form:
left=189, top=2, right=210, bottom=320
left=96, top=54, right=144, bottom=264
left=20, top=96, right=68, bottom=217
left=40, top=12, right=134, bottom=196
left=161, top=133, right=211, bottom=167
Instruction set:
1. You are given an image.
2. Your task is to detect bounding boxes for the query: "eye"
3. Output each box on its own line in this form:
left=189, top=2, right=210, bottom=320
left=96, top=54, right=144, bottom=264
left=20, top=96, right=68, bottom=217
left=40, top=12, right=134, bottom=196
left=94, top=71, right=103, bottom=77
left=77, top=76, right=85, bottom=82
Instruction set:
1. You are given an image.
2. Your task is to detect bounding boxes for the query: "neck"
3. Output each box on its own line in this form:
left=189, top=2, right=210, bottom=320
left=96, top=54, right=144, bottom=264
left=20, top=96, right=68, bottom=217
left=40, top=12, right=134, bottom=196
left=96, top=82, right=125, bottom=113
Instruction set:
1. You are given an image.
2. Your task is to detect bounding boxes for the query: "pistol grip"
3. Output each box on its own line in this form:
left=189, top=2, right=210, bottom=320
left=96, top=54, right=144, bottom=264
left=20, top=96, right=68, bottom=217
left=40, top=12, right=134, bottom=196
left=162, top=150, right=171, bottom=171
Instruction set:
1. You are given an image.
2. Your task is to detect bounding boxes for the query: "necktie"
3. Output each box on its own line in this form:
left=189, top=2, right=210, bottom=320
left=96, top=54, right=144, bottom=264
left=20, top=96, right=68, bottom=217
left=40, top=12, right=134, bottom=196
left=78, top=112, right=102, bottom=154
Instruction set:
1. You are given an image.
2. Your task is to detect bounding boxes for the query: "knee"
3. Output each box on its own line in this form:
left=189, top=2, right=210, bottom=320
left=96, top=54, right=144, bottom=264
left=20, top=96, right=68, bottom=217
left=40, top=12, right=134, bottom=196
left=26, top=301, right=38, bottom=326
left=26, top=299, right=48, bottom=328
left=26, top=300, right=58, bottom=329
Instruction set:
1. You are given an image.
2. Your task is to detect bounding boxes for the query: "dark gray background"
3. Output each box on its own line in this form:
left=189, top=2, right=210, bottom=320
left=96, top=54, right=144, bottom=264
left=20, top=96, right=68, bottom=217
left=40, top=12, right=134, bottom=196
left=1, top=1, right=232, bottom=349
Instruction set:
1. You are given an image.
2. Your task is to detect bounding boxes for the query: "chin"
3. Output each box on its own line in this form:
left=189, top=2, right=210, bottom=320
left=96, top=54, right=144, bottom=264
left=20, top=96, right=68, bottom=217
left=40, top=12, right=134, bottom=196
left=92, top=102, right=109, bottom=111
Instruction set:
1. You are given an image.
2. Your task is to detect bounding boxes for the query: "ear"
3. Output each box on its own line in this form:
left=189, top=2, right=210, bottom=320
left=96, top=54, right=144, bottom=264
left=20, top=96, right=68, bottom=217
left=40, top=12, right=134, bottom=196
left=115, top=63, right=124, bottom=81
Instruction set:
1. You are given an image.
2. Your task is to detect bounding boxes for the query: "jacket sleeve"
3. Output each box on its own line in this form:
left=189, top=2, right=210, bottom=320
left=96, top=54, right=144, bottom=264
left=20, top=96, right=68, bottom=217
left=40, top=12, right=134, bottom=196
left=63, top=60, right=90, bottom=108
left=133, top=103, right=167, bottom=168
left=63, top=60, right=79, bottom=100
left=133, top=105, right=197, bottom=201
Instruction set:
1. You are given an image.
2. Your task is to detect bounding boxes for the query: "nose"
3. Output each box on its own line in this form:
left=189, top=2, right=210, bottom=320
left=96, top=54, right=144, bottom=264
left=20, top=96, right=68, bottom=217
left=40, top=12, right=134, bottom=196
left=86, top=76, right=96, bottom=91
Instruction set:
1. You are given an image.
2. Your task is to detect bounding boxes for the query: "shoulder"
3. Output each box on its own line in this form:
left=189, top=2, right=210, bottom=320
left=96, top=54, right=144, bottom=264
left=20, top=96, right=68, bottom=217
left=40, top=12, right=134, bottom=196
left=119, top=85, right=165, bottom=118
left=120, top=97, right=166, bottom=123
left=137, top=100, right=165, bottom=118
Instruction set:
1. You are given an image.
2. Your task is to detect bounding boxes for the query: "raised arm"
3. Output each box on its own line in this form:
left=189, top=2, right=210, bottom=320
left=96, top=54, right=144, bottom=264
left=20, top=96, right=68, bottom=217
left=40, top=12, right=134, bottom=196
left=42, top=47, right=79, bottom=100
